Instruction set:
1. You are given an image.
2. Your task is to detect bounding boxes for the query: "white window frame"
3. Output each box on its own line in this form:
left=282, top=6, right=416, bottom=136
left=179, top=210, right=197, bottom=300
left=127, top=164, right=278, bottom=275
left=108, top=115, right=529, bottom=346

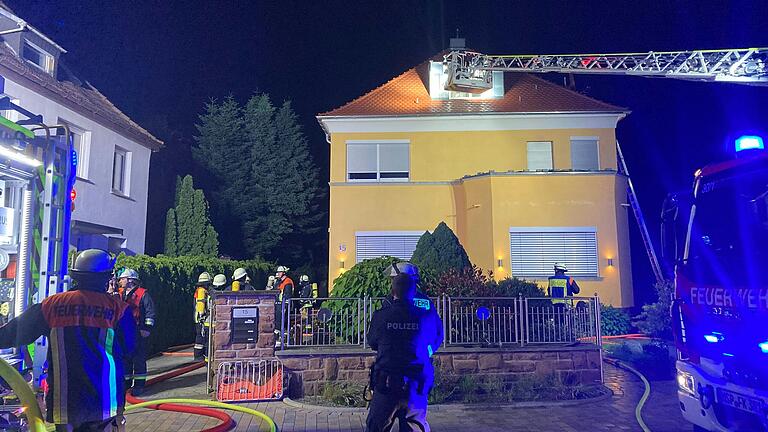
left=346, top=140, right=410, bottom=182
left=509, top=227, right=599, bottom=278
left=526, top=141, right=553, bottom=171
left=59, top=119, right=91, bottom=180
left=111, top=146, right=131, bottom=196
left=22, top=40, right=55, bottom=74
left=0, top=98, right=21, bottom=123
left=570, top=136, right=600, bottom=171
left=355, top=230, right=425, bottom=263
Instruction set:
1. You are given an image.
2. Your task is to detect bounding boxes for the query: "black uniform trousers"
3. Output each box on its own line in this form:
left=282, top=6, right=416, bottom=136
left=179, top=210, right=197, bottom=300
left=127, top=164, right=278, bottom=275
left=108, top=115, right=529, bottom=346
left=194, top=322, right=209, bottom=359
left=126, top=336, right=148, bottom=391
left=54, top=417, right=118, bottom=432
left=366, top=375, right=430, bottom=432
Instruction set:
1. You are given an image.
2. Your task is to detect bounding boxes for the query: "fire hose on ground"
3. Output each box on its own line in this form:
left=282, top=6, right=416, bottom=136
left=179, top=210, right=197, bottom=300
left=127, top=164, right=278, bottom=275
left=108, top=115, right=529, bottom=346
left=0, top=352, right=278, bottom=432
left=125, top=352, right=278, bottom=432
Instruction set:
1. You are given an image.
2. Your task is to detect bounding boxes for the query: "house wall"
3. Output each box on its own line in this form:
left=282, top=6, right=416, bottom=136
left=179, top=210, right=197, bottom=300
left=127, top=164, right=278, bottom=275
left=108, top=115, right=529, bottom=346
left=3, top=78, right=152, bottom=254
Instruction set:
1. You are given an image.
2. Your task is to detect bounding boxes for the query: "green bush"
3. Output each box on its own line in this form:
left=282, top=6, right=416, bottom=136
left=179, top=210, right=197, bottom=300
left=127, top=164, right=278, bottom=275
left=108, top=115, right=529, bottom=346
left=411, top=222, right=471, bottom=285
left=318, top=381, right=367, bottom=407
left=331, top=256, right=400, bottom=299
left=115, top=254, right=272, bottom=353
left=424, top=266, right=490, bottom=297
left=633, top=280, right=673, bottom=339
left=489, top=277, right=545, bottom=297
left=600, top=304, right=632, bottom=336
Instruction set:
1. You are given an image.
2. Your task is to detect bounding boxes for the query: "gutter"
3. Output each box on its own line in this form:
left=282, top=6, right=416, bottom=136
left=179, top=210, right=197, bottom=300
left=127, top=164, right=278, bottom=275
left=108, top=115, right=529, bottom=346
left=0, top=8, right=67, bottom=53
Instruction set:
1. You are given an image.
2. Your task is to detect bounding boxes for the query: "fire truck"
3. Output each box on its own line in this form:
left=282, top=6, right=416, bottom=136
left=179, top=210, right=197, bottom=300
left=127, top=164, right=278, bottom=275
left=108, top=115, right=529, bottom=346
left=444, top=46, right=768, bottom=431
left=664, top=138, right=768, bottom=431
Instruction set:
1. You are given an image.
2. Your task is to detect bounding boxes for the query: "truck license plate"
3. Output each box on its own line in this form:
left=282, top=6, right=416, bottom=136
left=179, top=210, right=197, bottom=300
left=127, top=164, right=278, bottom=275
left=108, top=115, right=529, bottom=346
left=716, top=388, right=767, bottom=416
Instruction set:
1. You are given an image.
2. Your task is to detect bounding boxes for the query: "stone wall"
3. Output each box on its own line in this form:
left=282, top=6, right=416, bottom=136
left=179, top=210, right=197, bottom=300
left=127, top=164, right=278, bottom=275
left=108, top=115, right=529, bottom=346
left=277, top=345, right=602, bottom=397
left=212, top=290, right=278, bottom=369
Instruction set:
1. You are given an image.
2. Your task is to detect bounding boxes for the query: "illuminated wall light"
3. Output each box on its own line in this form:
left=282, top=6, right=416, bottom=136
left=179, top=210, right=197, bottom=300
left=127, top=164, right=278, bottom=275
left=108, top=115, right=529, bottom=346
left=339, top=260, right=345, bottom=269
left=607, top=258, right=614, bottom=267
left=497, top=258, right=503, bottom=269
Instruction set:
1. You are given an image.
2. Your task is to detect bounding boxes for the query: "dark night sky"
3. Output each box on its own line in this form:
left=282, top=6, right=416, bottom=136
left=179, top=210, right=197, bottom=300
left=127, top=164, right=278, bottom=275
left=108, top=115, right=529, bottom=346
left=9, top=0, right=768, bottom=300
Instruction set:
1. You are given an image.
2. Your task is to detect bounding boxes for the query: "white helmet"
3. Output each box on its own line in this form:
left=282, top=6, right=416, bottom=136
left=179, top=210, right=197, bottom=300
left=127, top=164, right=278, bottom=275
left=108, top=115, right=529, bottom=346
left=268, top=275, right=276, bottom=282
left=198, top=272, right=212, bottom=284
left=233, top=267, right=248, bottom=281
left=212, top=274, right=227, bottom=287
left=118, top=268, right=139, bottom=280
left=276, top=265, right=290, bottom=273
left=387, top=262, right=419, bottom=280
left=554, top=263, right=568, bottom=272
left=300, top=275, right=309, bottom=282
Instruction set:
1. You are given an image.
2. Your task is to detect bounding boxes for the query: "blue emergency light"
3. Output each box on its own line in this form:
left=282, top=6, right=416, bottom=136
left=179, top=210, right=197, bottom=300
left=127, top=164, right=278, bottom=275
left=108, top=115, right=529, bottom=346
left=735, top=135, right=764, bottom=152
left=704, top=332, right=723, bottom=343
left=759, top=341, right=768, bottom=354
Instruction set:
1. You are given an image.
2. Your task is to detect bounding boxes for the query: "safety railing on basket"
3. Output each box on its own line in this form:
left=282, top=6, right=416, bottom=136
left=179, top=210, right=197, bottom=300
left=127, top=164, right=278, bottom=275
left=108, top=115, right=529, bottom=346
left=279, top=295, right=601, bottom=350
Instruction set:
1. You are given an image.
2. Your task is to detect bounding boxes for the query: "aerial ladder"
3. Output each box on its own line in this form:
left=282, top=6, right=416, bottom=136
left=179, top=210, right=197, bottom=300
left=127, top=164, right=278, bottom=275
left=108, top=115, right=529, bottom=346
left=443, top=47, right=768, bottom=284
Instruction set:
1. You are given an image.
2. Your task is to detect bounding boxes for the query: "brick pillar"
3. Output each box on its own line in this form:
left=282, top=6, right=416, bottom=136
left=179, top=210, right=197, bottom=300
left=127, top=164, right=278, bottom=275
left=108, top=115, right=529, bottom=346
left=211, top=290, right=278, bottom=369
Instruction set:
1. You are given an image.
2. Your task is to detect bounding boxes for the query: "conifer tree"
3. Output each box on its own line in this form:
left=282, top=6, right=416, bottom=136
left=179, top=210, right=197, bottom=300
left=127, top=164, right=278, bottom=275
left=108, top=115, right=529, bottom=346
left=163, top=175, right=219, bottom=257
left=411, top=222, right=471, bottom=277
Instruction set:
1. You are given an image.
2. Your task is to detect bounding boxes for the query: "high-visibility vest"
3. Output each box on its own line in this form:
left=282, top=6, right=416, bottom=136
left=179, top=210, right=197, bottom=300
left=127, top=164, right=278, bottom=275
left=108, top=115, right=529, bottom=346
left=194, top=286, right=210, bottom=325
left=548, top=275, right=575, bottom=305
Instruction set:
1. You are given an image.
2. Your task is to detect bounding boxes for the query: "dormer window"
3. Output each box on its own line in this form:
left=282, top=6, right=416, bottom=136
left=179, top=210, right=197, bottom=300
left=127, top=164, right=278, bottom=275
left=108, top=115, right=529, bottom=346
left=22, top=40, right=55, bottom=75
left=429, top=61, right=503, bottom=100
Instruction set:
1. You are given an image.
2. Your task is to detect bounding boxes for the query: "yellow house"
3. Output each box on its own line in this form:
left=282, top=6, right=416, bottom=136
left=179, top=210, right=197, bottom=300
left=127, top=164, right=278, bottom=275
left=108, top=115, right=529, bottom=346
left=317, top=56, right=634, bottom=307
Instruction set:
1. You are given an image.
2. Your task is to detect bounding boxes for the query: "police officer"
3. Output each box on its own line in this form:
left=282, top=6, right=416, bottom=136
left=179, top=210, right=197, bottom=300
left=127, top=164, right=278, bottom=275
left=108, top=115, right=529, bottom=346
left=118, top=268, right=156, bottom=396
left=366, top=262, right=443, bottom=432
left=0, top=249, right=136, bottom=431
left=193, top=272, right=212, bottom=360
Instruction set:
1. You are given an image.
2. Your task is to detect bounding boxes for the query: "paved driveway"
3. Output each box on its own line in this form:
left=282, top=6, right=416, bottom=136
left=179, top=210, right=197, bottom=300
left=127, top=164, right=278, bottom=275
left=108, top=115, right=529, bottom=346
left=128, top=354, right=689, bottom=431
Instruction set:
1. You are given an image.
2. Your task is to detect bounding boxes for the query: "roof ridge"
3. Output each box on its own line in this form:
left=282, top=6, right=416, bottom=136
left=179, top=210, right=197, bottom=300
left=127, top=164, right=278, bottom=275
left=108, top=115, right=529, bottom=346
left=523, top=73, right=626, bottom=111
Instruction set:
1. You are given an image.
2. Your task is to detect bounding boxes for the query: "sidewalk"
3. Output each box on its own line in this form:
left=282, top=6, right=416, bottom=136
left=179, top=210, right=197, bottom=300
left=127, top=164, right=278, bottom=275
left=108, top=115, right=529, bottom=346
left=127, top=352, right=689, bottom=431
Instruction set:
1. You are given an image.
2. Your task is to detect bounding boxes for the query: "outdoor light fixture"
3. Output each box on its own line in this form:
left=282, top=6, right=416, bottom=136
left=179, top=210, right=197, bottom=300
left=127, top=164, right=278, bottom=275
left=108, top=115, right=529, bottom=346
left=339, top=260, right=345, bottom=269
left=497, top=258, right=503, bottom=268
left=0, top=146, right=41, bottom=167
left=735, top=135, right=764, bottom=152
left=607, top=258, right=614, bottom=267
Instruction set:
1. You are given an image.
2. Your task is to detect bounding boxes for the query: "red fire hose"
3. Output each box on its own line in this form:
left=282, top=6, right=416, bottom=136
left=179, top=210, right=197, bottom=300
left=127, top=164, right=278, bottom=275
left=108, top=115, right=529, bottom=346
left=126, top=361, right=235, bottom=432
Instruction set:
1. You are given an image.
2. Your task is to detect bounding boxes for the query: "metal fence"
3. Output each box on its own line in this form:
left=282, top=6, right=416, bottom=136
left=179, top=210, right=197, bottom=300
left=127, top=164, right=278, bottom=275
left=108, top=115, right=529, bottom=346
left=280, top=294, right=601, bottom=350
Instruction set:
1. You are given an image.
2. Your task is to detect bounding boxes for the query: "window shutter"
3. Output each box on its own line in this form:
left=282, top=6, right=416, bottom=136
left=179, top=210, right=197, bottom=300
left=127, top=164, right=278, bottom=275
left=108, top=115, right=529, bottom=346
left=379, top=143, right=409, bottom=179
left=355, top=233, right=422, bottom=263
left=526, top=141, right=553, bottom=171
left=347, top=143, right=377, bottom=180
left=509, top=229, right=599, bottom=277
left=570, top=138, right=599, bottom=171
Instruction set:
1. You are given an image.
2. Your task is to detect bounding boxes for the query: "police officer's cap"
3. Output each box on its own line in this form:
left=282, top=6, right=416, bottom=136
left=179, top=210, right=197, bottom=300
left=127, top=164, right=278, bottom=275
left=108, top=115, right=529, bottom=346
left=70, top=249, right=114, bottom=275
left=386, top=262, right=420, bottom=280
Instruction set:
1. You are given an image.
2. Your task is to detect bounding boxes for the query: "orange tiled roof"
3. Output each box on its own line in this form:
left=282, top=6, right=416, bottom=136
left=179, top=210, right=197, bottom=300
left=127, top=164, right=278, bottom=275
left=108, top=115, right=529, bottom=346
left=319, top=63, right=625, bottom=117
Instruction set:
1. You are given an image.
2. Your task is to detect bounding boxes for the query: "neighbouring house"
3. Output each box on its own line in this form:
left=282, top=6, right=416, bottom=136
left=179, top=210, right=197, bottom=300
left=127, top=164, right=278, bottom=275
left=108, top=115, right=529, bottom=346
left=317, top=48, right=634, bottom=307
left=0, top=4, right=161, bottom=256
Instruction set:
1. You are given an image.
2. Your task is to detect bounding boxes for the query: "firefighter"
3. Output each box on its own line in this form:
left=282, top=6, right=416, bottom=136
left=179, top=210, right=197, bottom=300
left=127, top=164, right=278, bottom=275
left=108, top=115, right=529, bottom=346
left=193, top=272, right=212, bottom=361
left=118, top=268, right=156, bottom=396
left=548, top=263, right=580, bottom=342
left=366, top=263, right=443, bottom=432
left=229, top=267, right=255, bottom=291
left=547, top=263, right=580, bottom=303
left=212, top=274, right=227, bottom=290
left=274, top=265, right=294, bottom=347
left=0, top=249, right=136, bottom=431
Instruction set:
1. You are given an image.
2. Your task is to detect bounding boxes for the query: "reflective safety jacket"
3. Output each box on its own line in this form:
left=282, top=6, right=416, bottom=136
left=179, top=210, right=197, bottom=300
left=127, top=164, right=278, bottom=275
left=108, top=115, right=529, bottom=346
left=194, top=286, right=210, bottom=325
left=548, top=275, right=580, bottom=303
left=119, top=286, right=156, bottom=331
left=277, top=277, right=294, bottom=303
left=367, top=298, right=443, bottom=384
left=0, top=288, right=136, bottom=425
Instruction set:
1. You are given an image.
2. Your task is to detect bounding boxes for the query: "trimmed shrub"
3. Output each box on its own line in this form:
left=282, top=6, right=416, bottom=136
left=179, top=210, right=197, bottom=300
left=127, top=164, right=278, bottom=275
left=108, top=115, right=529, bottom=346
left=600, top=304, right=632, bottom=336
left=330, top=256, right=400, bottom=299
left=411, top=222, right=471, bottom=284
left=424, top=266, right=490, bottom=297
left=489, top=277, right=545, bottom=297
left=633, top=280, right=673, bottom=339
left=115, top=254, right=272, bottom=353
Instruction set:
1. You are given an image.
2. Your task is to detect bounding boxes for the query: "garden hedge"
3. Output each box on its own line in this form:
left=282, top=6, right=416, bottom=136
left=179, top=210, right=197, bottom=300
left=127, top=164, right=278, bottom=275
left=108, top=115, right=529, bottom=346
left=115, top=254, right=272, bottom=353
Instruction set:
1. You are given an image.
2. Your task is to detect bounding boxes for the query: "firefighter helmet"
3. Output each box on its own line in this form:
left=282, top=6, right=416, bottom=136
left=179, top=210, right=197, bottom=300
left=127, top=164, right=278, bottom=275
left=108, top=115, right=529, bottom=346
left=233, top=267, right=248, bottom=281
left=300, top=275, right=309, bottom=282
left=118, top=268, right=140, bottom=280
left=276, top=265, right=290, bottom=273
left=387, top=262, right=420, bottom=281
left=554, top=263, right=568, bottom=272
left=212, top=274, right=227, bottom=287
left=198, top=272, right=212, bottom=284
left=70, top=249, right=114, bottom=275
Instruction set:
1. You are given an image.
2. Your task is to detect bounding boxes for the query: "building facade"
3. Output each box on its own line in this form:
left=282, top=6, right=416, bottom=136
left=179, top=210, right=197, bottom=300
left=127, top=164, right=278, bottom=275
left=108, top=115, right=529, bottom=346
left=0, top=5, right=161, bottom=256
left=318, top=56, right=634, bottom=307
